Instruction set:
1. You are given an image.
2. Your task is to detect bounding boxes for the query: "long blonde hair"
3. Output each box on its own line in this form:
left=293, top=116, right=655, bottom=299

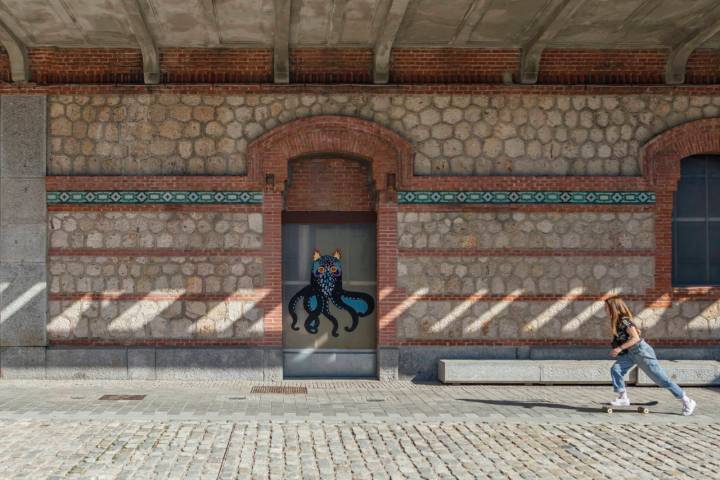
left=605, top=296, right=641, bottom=336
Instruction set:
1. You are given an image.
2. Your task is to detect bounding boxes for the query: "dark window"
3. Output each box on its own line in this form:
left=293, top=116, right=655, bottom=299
left=673, top=155, right=720, bottom=286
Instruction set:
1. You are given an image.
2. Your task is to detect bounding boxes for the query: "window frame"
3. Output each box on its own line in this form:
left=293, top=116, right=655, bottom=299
left=672, top=154, right=720, bottom=287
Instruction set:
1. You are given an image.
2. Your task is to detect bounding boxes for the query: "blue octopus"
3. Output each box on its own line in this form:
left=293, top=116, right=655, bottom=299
left=288, top=249, right=375, bottom=337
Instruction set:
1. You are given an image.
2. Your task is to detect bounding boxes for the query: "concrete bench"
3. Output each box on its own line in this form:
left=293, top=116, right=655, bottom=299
left=439, top=359, right=629, bottom=384
left=636, top=360, right=720, bottom=386
left=439, top=359, right=720, bottom=385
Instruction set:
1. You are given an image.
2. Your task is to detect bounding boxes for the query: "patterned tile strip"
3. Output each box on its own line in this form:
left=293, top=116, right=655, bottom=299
left=397, top=191, right=656, bottom=205
left=47, top=191, right=264, bottom=205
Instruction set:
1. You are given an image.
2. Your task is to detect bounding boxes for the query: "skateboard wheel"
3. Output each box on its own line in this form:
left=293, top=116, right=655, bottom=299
left=604, top=407, right=613, bottom=414
left=638, top=407, right=649, bottom=414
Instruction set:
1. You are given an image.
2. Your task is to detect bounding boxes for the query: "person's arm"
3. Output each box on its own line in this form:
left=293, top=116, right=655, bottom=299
left=610, top=325, right=640, bottom=357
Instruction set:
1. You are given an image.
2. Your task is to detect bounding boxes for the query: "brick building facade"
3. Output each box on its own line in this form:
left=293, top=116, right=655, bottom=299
left=1, top=45, right=720, bottom=379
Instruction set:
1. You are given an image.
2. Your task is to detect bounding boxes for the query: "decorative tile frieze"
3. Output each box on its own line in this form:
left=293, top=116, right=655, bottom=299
left=397, top=191, right=655, bottom=205
left=47, top=191, right=263, bottom=205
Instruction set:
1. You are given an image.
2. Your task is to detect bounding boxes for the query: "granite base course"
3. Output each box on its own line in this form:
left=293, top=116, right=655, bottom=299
left=0, top=347, right=284, bottom=381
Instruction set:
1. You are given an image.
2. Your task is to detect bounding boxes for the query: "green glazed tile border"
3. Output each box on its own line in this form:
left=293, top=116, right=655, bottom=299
left=47, top=191, right=263, bottom=205
left=397, top=191, right=655, bottom=205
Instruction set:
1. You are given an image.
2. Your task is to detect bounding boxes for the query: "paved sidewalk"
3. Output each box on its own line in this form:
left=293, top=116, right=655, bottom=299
left=0, top=380, right=718, bottom=479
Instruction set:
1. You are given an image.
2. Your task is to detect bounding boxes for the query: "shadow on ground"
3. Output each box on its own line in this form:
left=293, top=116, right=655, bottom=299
left=456, top=398, right=677, bottom=415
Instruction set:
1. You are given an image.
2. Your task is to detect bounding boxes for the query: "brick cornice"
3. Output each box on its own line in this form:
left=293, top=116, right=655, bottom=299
left=9, top=83, right=720, bottom=95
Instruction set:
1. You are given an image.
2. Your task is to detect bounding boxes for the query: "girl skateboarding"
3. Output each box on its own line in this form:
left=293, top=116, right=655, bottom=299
left=605, top=296, right=697, bottom=415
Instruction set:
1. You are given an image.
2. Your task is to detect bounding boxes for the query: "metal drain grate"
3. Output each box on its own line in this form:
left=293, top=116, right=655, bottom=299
left=251, top=385, right=307, bottom=394
left=99, top=394, right=146, bottom=401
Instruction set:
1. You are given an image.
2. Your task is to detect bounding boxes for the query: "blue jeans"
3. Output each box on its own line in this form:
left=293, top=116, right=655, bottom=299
left=610, top=340, right=684, bottom=399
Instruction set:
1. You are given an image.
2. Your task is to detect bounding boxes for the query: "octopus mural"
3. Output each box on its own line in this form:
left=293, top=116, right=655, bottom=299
left=288, top=249, right=375, bottom=337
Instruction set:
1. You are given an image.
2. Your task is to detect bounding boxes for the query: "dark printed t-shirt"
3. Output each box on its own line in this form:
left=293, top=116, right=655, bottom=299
left=611, top=316, right=638, bottom=354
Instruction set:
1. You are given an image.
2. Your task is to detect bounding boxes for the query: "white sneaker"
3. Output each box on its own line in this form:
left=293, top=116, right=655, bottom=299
left=682, top=398, right=696, bottom=416
left=610, top=396, right=630, bottom=407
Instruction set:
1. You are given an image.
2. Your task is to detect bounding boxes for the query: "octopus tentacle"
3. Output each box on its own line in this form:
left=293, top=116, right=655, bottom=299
left=322, top=304, right=340, bottom=337
left=289, top=285, right=314, bottom=331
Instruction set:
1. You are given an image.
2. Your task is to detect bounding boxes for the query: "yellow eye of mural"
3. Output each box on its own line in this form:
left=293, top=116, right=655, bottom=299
left=330, top=266, right=337, bottom=272
left=317, top=267, right=325, bottom=273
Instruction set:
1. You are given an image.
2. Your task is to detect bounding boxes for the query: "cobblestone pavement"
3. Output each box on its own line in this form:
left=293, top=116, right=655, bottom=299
left=0, top=380, right=718, bottom=479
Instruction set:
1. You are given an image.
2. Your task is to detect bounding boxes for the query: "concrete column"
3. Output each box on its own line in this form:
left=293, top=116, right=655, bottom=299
left=0, top=96, right=47, bottom=374
left=378, top=347, right=399, bottom=381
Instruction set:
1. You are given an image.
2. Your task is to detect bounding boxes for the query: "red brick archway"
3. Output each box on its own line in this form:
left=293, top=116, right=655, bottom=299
left=248, top=116, right=411, bottom=364
left=247, top=115, right=413, bottom=191
left=641, top=118, right=720, bottom=304
left=641, top=117, right=720, bottom=189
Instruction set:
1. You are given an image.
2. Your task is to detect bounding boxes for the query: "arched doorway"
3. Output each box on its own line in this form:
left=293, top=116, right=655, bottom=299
left=247, top=116, right=411, bottom=378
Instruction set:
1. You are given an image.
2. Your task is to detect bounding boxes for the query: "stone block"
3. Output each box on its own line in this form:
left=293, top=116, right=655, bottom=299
left=46, top=348, right=128, bottom=379
left=654, top=347, right=720, bottom=360
left=529, top=347, right=611, bottom=360
left=0, top=224, right=47, bottom=263
left=262, top=348, right=283, bottom=382
left=378, top=347, right=399, bottom=381
left=156, top=348, right=264, bottom=380
left=1, top=96, right=47, bottom=178
left=128, top=348, right=156, bottom=380
left=0, top=263, right=47, bottom=346
left=539, top=361, right=634, bottom=384
left=283, top=351, right=376, bottom=378
left=0, top=347, right=45, bottom=378
left=439, top=360, right=542, bottom=384
left=636, top=360, right=720, bottom=386
left=399, top=346, right=517, bottom=381
left=0, top=178, right=46, bottom=224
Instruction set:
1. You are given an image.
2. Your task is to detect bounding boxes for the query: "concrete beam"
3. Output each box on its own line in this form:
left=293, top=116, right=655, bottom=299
left=451, top=0, right=491, bottom=45
left=520, top=0, right=588, bottom=84
left=0, top=18, right=28, bottom=82
left=199, top=0, right=221, bottom=46
left=327, top=0, right=348, bottom=45
left=666, top=7, right=720, bottom=84
left=274, top=0, right=291, bottom=83
left=120, top=0, right=160, bottom=84
left=614, top=0, right=659, bottom=37
left=48, top=0, right=86, bottom=43
left=373, top=0, right=410, bottom=84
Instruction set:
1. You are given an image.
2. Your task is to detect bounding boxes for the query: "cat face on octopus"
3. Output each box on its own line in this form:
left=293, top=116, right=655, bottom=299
left=311, top=249, right=343, bottom=293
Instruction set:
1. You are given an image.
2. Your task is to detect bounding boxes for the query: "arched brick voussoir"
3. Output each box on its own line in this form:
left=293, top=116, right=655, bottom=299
left=641, top=117, right=720, bottom=190
left=247, top=115, right=413, bottom=191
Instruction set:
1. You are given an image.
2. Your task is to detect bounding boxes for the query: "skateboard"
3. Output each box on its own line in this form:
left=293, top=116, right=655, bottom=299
left=599, top=400, right=658, bottom=414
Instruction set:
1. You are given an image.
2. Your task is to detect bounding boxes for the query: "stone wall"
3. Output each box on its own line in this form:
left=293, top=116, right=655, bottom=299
left=49, top=212, right=263, bottom=249
left=48, top=299, right=263, bottom=340
left=395, top=207, right=665, bottom=342
left=397, top=299, right=720, bottom=341
left=47, top=211, right=265, bottom=341
left=397, top=212, right=654, bottom=250
left=48, top=256, right=263, bottom=294
left=48, top=93, right=720, bottom=176
left=397, top=256, right=654, bottom=296
left=42, top=92, right=720, bottom=351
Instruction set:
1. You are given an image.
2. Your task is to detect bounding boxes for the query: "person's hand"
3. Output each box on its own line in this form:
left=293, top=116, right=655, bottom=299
left=610, top=347, right=622, bottom=357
